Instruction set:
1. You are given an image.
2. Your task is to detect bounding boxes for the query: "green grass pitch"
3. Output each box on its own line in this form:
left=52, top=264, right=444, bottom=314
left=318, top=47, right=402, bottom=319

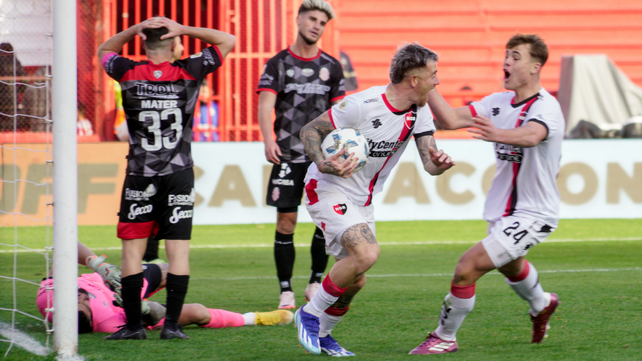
left=1, top=219, right=641, bottom=360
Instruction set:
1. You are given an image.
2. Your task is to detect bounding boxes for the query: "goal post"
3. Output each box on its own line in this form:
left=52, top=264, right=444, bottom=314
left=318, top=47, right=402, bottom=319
left=52, top=0, right=78, bottom=357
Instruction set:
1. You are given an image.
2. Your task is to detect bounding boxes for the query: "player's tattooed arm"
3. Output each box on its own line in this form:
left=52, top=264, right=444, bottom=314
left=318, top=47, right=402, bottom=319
left=301, top=112, right=358, bottom=178
left=416, top=135, right=455, bottom=175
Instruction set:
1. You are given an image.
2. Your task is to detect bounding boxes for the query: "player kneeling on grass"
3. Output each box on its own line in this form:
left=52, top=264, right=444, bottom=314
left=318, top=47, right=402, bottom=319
left=294, top=43, right=455, bottom=356
left=36, top=242, right=293, bottom=335
left=408, top=34, right=563, bottom=355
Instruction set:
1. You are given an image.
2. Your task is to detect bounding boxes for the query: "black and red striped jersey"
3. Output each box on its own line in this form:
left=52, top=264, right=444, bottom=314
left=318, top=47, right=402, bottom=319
left=257, top=48, right=345, bottom=163
left=102, top=46, right=222, bottom=177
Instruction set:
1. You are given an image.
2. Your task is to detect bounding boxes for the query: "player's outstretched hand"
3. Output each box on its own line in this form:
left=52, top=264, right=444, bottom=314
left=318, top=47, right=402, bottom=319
left=264, top=140, right=282, bottom=164
left=468, top=116, right=501, bottom=142
left=319, top=148, right=359, bottom=179
left=428, top=146, right=455, bottom=172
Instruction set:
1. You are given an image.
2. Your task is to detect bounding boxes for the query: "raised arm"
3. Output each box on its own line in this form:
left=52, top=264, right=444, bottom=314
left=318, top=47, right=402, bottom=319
left=300, top=111, right=358, bottom=178
left=427, top=89, right=475, bottom=130
left=469, top=116, right=547, bottom=147
left=258, top=91, right=280, bottom=164
left=157, top=17, right=236, bottom=59
left=415, top=135, right=455, bottom=175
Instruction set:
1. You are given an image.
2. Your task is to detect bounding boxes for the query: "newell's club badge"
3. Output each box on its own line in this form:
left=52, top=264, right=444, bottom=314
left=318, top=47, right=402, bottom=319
left=333, top=203, right=347, bottom=215
left=153, top=70, right=163, bottom=79
left=319, top=67, right=330, bottom=81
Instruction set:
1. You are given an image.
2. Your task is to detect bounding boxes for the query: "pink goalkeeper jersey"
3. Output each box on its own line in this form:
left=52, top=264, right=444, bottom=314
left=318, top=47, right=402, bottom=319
left=37, top=273, right=150, bottom=333
left=469, top=88, right=564, bottom=227
left=305, top=85, right=436, bottom=206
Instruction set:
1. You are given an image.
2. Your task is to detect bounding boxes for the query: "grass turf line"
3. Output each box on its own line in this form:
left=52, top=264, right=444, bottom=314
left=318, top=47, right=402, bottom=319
left=0, top=219, right=641, bottom=360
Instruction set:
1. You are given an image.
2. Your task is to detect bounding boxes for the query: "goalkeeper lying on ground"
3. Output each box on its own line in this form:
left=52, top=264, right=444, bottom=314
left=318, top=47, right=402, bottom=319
left=36, top=242, right=293, bottom=333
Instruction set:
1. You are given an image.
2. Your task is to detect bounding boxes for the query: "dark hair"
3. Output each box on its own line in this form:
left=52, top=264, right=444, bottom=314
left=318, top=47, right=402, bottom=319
left=142, top=27, right=173, bottom=50
left=389, top=43, right=439, bottom=84
left=506, top=34, right=548, bottom=66
left=78, top=310, right=92, bottom=334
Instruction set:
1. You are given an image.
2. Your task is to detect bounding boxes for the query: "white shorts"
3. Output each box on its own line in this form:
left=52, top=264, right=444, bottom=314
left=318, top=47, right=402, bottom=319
left=305, top=186, right=375, bottom=260
left=481, top=216, right=555, bottom=268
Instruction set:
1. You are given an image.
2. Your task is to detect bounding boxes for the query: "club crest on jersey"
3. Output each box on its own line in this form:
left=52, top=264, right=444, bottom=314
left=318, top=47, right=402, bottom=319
left=301, top=68, right=314, bottom=77
left=319, top=67, right=329, bottom=81
left=153, top=70, right=162, bottom=79
left=333, top=203, right=348, bottom=215
left=405, top=112, right=416, bottom=129
left=286, top=69, right=295, bottom=77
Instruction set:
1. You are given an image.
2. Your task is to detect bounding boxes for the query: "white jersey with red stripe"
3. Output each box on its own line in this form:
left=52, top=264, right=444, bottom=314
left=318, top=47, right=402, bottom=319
left=305, top=85, right=436, bottom=206
left=469, top=88, right=564, bottom=227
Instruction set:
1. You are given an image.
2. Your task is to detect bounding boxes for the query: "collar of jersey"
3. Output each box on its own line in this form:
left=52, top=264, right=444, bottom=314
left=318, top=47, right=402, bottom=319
left=382, top=92, right=412, bottom=115
left=287, top=47, right=321, bottom=61
left=510, top=90, right=541, bottom=108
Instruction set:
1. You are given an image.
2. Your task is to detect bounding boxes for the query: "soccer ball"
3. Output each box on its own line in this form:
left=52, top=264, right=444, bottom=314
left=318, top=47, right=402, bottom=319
left=321, top=127, right=369, bottom=172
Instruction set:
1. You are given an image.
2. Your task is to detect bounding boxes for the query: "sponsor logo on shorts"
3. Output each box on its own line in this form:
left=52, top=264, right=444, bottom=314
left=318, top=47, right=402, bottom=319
left=125, top=184, right=157, bottom=201
left=168, top=188, right=196, bottom=206
left=128, top=204, right=153, bottom=220
left=169, top=207, right=193, bottom=224
left=278, top=163, right=291, bottom=178
left=272, top=179, right=294, bottom=186
left=333, top=203, right=347, bottom=215
left=272, top=187, right=280, bottom=201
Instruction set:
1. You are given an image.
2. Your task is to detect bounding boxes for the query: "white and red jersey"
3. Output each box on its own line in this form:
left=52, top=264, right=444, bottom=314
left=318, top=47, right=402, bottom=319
left=305, top=85, right=436, bottom=206
left=469, top=88, right=564, bottom=227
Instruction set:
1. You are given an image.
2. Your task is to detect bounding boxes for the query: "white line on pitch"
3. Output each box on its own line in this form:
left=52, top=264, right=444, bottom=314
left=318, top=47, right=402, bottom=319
left=0, top=321, right=50, bottom=356
left=192, top=267, right=642, bottom=281
left=1, top=237, right=640, bottom=254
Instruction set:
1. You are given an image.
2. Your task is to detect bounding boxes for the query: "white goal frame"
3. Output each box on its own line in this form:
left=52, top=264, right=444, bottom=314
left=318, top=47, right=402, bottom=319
left=52, top=0, right=78, bottom=357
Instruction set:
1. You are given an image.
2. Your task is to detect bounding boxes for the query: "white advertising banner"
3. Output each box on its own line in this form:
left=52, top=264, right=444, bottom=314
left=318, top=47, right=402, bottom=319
left=191, top=140, right=642, bottom=225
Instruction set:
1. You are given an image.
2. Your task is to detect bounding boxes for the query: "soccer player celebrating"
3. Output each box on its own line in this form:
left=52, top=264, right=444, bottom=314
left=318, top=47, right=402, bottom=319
left=408, top=34, right=563, bottom=354
left=257, top=0, right=345, bottom=310
left=294, top=43, right=455, bottom=356
left=36, top=243, right=292, bottom=335
left=98, top=17, right=235, bottom=340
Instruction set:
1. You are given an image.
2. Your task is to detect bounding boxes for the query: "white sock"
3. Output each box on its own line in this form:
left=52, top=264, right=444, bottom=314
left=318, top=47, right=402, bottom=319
left=242, top=312, right=255, bottom=326
left=304, top=285, right=341, bottom=317
left=434, top=293, right=475, bottom=341
left=319, top=313, right=343, bottom=338
left=506, top=262, right=547, bottom=315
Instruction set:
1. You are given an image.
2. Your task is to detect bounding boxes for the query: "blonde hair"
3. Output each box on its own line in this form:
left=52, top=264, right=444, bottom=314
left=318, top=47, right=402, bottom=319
left=298, top=0, right=335, bottom=20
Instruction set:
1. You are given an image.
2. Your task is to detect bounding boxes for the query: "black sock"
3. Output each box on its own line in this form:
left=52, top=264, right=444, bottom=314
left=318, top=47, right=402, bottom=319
left=309, top=227, right=328, bottom=284
left=274, top=231, right=295, bottom=293
left=122, top=273, right=144, bottom=330
left=143, top=235, right=159, bottom=262
left=165, top=273, right=189, bottom=328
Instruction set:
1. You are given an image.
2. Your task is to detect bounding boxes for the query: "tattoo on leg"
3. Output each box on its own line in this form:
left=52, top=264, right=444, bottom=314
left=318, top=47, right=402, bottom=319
left=340, top=224, right=377, bottom=250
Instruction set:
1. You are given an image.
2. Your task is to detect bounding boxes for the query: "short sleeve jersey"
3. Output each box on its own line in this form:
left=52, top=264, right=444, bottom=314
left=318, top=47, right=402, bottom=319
left=469, top=88, right=564, bottom=227
left=37, top=273, right=152, bottom=333
left=102, top=46, right=223, bottom=177
left=305, top=85, right=436, bottom=206
left=257, top=48, right=345, bottom=163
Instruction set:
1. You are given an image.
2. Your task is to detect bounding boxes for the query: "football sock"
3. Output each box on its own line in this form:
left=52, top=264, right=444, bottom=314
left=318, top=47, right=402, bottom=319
left=143, top=235, right=159, bottom=262
left=506, top=260, right=546, bottom=315
left=434, top=283, right=476, bottom=341
left=165, top=273, right=189, bottom=328
left=121, top=272, right=144, bottom=330
left=274, top=231, right=295, bottom=293
left=309, top=227, right=328, bottom=284
left=201, top=308, right=245, bottom=328
left=319, top=306, right=349, bottom=337
left=304, top=275, right=347, bottom=317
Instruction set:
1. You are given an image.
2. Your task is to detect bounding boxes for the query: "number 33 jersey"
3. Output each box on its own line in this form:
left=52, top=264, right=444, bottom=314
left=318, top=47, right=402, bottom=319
left=102, top=46, right=223, bottom=177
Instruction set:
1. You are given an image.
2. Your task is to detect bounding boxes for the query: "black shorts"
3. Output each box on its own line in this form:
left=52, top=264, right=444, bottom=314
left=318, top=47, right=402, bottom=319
left=117, top=168, right=194, bottom=240
left=266, top=161, right=311, bottom=209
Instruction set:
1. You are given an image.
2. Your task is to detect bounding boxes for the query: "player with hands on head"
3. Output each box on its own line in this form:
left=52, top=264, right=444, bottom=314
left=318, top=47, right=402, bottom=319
left=294, top=43, right=454, bottom=356
left=409, top=34, right=563, bottom=355
left=257, top=0, right=345, bottom=310
left=98, top=17, right=235, bottom=340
